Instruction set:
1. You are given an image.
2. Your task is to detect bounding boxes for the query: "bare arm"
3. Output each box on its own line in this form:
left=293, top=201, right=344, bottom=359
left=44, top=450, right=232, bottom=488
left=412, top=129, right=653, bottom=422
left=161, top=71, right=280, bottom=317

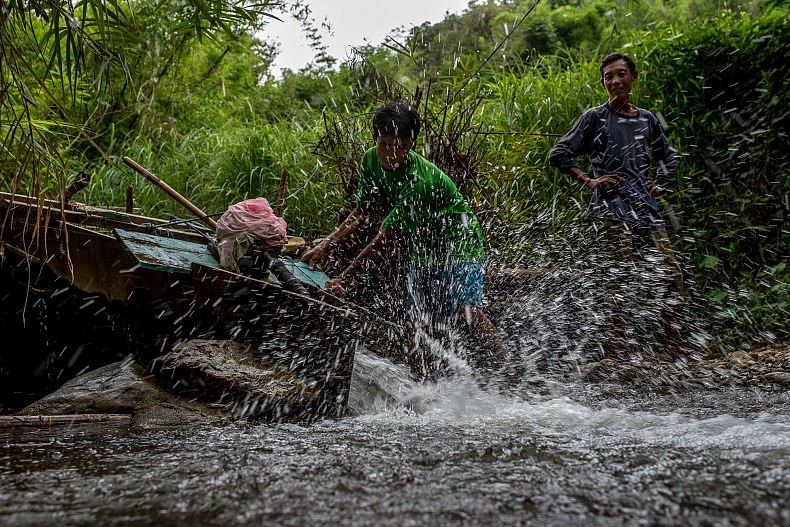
left=324, top=227, right=398, bottom=298
left=301, top=205, right=377, bottom=270
left=560, top=166, right=623, bottom=194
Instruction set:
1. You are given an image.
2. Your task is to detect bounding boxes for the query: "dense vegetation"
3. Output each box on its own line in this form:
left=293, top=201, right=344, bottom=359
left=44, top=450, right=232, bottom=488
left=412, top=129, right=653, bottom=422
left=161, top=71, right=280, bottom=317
left=2, top=0, right=787, bottom=353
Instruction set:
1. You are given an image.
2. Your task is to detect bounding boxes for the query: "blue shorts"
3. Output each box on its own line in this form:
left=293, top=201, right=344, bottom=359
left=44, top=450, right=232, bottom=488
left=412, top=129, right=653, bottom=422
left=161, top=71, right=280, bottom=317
left=405, top=262, right=484, bottom=320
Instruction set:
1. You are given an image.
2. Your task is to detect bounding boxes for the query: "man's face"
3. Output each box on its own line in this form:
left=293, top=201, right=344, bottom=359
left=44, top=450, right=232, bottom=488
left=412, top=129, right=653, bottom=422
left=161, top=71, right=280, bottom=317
left=374, top=134, right=413, bottom=171
left=601, top=59, right=637, bottom=99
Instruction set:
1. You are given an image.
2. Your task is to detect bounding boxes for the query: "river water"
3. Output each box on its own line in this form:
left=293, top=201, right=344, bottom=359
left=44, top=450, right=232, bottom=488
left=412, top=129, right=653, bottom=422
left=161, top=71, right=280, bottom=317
left=2, top=348, right=789, bottom=526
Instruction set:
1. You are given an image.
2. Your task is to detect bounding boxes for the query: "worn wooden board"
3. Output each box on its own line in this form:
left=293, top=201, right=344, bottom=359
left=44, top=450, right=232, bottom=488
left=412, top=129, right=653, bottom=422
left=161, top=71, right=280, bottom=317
left=279, top=257, right=329, bottom=289
left=0, top=414, right=132, bottom=428
left=115, top=228, right=219, bottom=273
left=116, top=228, right=328, bottom=287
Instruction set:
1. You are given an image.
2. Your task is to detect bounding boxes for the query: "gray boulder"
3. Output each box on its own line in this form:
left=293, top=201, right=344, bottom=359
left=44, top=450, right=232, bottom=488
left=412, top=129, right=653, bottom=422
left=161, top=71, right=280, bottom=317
left=18, top=338, right=331, bottom=427
left=151, top=338, right=321, bottom=420
left=18, top=358, right=226, bottom=428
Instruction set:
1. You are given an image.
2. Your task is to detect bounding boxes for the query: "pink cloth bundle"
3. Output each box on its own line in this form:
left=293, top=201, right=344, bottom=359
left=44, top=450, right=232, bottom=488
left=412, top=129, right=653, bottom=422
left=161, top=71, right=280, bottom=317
left=215, top=198, right=287, bottom=270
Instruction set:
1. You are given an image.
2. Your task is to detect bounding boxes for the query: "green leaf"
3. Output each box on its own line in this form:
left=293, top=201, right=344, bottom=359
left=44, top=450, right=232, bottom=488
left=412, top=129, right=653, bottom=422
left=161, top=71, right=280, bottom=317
left=700, top=255, right=719, bottom=269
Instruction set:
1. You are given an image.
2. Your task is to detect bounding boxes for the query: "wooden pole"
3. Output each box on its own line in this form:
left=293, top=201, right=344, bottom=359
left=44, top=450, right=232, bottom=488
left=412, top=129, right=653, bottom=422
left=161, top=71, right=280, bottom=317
left=0, top=414, right=132, bottom=428
left=274, top=169, right=288, bottom=217
left=123, top=156, right=218, bottom=232
left=62, top=171, right=92, bottom=202
left=125, top=185, right=134, bottom=213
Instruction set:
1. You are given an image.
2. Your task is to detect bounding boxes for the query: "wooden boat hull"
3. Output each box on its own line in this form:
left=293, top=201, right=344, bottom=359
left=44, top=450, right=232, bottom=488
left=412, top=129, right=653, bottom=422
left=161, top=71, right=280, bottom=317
left=0, top=192, right=388, bottom=420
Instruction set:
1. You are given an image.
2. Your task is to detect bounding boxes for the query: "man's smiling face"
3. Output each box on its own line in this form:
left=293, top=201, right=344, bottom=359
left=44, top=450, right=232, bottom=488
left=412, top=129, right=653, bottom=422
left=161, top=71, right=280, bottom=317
left=601, top=58, right=637, bottom=101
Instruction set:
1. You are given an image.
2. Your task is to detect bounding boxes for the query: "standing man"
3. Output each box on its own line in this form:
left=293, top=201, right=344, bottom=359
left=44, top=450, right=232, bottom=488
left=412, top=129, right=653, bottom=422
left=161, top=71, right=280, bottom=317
left=302, top=102, right=520, bottom=386
left=549, top=52, right=685, bottom=360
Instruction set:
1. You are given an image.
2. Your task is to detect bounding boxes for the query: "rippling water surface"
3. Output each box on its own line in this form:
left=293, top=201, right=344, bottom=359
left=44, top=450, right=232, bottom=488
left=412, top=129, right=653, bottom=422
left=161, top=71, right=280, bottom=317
left=2, top=349, right=789, bottom=526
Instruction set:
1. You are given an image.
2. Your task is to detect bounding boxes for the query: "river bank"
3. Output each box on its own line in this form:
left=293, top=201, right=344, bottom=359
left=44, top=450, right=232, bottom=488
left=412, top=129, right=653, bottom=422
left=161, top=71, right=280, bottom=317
left=580, top=340, right=790, bottom=394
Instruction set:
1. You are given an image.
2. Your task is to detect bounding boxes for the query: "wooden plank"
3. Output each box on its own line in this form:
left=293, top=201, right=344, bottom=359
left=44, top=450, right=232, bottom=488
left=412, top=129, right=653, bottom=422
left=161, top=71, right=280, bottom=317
left=0, top=414, right=132, bottom=428
left=115, top=228, right=219, bottom=273
left=278, top=257, right=329, bottom=289
left=0, top=191, right=207, bottom=244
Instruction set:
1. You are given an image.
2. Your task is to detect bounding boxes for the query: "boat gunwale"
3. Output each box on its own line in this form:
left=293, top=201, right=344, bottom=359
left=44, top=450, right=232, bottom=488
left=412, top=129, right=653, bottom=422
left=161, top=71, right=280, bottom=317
left=1, top=191, right=403, bottom=332
left=0, top=191, right=209, bottom=244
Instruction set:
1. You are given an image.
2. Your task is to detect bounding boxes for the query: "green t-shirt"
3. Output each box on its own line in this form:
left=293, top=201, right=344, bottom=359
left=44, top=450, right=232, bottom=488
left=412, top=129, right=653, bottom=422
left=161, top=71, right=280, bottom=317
left=356, top=147, right=485, bottom=266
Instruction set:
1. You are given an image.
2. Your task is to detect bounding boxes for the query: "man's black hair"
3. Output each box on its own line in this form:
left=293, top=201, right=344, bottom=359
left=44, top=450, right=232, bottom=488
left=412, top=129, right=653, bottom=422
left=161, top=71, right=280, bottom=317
left=372, top=102, right=421, bottom=141
left=600, top=52, right=637, bottom=76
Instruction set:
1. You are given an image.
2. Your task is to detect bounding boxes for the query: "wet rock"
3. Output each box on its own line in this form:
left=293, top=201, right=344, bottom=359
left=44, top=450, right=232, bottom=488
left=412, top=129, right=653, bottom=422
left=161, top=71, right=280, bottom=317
left=16, top=339, right=330, bottom=427
left=763, top=372, right=790, bottom=386
left=151, top=339, right=321, bottom=420
left=580, top=340, right=790, bottom=394
left=17, top=359, right=226, bottom=427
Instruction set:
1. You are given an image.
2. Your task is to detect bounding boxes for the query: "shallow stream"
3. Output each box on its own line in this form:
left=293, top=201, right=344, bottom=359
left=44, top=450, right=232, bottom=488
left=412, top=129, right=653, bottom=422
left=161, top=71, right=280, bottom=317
left=2, top=349, right=788, bottom=526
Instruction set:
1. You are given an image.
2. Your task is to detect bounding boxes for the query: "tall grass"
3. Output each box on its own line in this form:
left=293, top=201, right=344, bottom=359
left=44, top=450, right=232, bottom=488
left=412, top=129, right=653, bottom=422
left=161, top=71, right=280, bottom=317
left=455, top=57, right=604, bottom=269
left=74, top=9, right=787, bottom=351
left=80, top=118, right=344, bottom=238
left=465, top=11, right=789, bottom=350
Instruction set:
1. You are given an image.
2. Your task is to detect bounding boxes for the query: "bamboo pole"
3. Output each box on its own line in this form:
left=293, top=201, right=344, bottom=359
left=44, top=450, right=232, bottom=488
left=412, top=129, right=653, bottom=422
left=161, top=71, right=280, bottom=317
left=123, top=156, right=218, bottom=232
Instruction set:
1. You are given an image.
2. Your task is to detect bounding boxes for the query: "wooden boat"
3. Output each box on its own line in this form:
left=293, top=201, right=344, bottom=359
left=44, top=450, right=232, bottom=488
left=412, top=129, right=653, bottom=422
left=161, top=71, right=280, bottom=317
left=0, top=190, right=403, bottom=421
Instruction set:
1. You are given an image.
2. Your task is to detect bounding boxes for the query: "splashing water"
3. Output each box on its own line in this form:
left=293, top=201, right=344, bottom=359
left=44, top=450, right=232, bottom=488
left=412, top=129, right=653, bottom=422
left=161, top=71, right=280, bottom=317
left=1, top=345, right=788, bottom=526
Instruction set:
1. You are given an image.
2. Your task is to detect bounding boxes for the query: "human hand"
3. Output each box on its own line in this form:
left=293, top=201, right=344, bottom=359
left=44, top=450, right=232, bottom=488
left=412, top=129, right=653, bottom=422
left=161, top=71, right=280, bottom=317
left=300, top=240, right=331, bottom=270
left=646, top=179, right=661, bottom=197
left=324, top=276, right=350, bottom=298
left=589, top=173, right=624, bottom=194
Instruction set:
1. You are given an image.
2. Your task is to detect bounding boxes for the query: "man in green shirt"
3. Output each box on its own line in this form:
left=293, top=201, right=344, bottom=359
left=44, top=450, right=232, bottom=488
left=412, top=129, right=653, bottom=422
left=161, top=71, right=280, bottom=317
left=302, top=102, right=519, bottom=387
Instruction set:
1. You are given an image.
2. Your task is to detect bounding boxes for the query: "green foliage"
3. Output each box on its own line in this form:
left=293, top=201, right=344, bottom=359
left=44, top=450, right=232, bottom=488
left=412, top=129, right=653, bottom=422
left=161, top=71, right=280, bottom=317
left=644, top=10, right=789, bottom=344
left=4, top=0, right=787, bottom=352
left=508, top=7, right=560, bottom=58
left=475, top=8, right=788, bottom=347
left=82, top=117, right=343, bottom=239
left=457, top=56, right=600, bottom=264
left=374, top=3, right=786, bottom=348
left=1, top=0, right=280, bottom=194
left=402, top=1, right=515, bottom=77
left=549, top=1, right=612, bottom=53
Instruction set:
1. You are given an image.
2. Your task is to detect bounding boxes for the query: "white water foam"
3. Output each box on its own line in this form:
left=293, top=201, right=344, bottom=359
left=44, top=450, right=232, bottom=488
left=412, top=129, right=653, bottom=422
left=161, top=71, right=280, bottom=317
left=348, top=347, right=790, bottom=452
